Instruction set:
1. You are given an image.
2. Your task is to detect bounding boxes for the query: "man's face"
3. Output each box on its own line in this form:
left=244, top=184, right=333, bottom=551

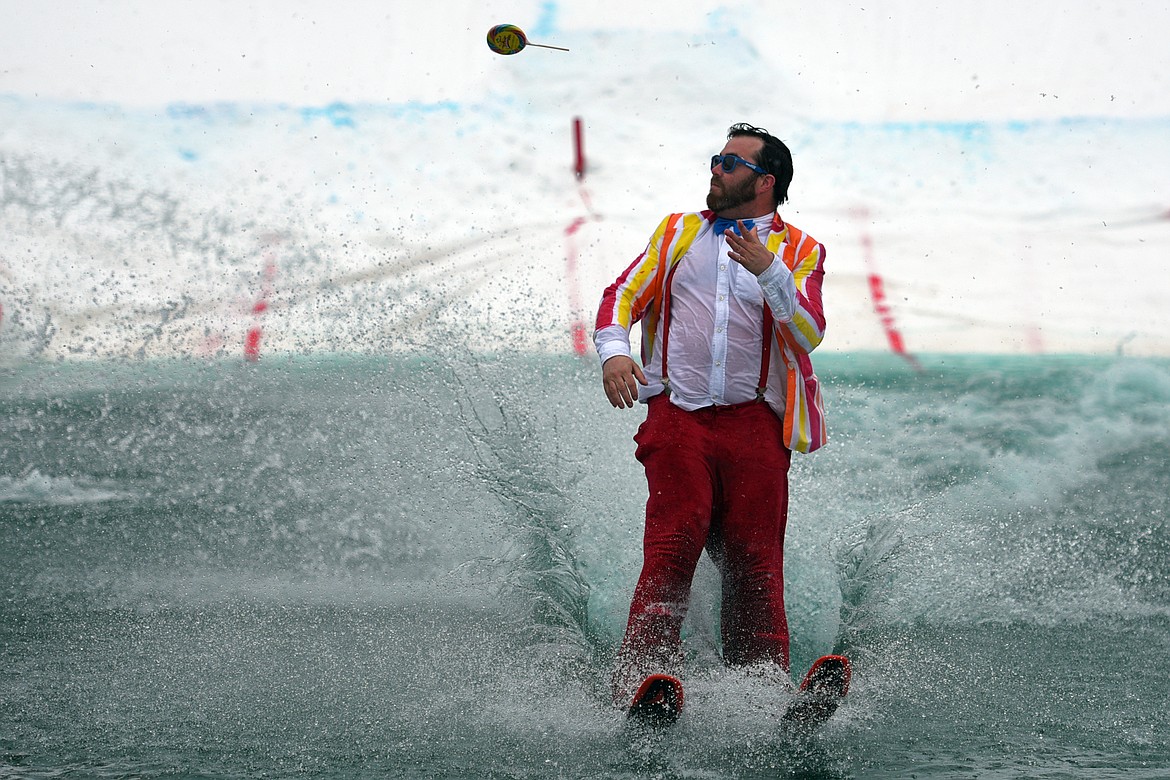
left=707, top=136, right=765, bottom=214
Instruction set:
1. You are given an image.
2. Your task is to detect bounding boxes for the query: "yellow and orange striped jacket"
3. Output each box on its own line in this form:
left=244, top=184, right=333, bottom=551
left=594, top=210, right=828, bottom=453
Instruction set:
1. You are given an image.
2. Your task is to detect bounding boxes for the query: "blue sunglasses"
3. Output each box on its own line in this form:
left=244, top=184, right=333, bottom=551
left=711, top=154, right=767, bottom=175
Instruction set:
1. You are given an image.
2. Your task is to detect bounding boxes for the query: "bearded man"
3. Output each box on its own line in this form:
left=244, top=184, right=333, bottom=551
left=593, top=122, right=829, bottom=709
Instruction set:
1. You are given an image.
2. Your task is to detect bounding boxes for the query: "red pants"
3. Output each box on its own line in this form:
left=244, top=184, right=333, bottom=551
left=614, top=395, right=791, bottom=699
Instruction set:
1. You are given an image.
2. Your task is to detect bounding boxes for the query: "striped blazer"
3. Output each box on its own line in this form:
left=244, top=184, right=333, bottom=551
left=594, top=210, right=828, bottom=453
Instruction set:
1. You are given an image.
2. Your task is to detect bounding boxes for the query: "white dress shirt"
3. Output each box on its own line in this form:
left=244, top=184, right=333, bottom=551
left=595, top=214, right=801, bottom=416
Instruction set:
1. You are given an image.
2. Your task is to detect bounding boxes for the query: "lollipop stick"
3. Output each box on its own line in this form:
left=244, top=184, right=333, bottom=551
left=527, top=43, right=570, bottom=51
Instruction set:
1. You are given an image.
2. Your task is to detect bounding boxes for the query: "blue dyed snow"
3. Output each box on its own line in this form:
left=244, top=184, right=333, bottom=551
left=530, top=2, right=558, bottom=38
left=300, top=102, right=357, bottom=128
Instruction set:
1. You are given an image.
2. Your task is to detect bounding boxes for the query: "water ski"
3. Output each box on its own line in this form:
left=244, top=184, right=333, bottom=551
left=782, top=655, right=851, bottom=732
left=626, top=673, right=685, bottom=726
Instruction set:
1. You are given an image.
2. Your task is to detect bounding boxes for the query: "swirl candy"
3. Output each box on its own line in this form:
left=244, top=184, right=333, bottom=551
left=487, top=24, right=527, bottom=55
left=486, top=24, right=569, bottom=55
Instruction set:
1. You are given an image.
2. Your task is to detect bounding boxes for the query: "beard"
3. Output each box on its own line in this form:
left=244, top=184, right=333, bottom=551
left=706, top=174, right=758, bottom=213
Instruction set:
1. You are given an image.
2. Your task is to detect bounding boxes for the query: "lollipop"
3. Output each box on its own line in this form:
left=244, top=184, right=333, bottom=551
left=486, top=24, right=569, bottom=55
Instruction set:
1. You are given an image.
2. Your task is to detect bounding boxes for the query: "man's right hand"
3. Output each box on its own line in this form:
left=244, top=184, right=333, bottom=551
left=602, top=356, right=648, bottom=409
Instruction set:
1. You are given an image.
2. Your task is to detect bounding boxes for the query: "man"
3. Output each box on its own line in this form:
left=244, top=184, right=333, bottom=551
left=593, top=123, right=828, bottom=707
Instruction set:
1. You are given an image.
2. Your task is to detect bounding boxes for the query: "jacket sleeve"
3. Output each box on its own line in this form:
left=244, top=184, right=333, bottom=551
left=771, top=234, right=826, bottom=355
left=592, top=215, right=674, bottom=356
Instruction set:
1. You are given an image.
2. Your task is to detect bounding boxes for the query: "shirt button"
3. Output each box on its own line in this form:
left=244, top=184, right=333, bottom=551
left=719, top=264, right=727, bottom=271
left=719, top=294, right=725, bottom=301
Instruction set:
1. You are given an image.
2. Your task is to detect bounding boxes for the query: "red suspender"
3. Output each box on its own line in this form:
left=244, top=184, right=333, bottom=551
left=653, top=215, right=682, bottom=393
left=658, top=262, right=684, bottom=395
left=757, top=304, right=773, bottom=400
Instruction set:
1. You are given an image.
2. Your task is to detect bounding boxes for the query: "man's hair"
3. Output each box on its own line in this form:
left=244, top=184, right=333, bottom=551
left=727, top=123, right=793, bottom=206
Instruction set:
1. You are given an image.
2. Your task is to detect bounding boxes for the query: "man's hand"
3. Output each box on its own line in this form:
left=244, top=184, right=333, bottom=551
left=724, top=220, right=774, bottom=276
left=602, top=355, right=648, bottom=409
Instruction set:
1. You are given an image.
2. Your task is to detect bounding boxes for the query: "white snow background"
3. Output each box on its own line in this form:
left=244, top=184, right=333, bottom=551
left=2, top=0, right=1168, bottom=360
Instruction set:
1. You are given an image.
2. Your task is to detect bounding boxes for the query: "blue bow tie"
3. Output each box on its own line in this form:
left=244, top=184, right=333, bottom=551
left=713, top=217, right=755, bottom=236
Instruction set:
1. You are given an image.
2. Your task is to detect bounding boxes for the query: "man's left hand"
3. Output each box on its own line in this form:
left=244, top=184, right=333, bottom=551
left=724, top=220, right=774, bottom=276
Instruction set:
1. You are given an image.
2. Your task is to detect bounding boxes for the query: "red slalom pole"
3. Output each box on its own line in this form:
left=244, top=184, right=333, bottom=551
left=244, top=245, right=278, bottom=362
left=573, top=117, right=586, bottom=181
left=852, top=206, right=922, bottom=372
left=563, top=117, right=592, bottom=356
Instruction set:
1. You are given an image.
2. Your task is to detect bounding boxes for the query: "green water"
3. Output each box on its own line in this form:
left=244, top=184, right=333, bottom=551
left=3, top=353, right=1169, bottom=778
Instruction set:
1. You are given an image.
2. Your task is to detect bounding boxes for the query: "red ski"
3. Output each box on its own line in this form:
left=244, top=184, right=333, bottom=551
left=626, top=673, right=685, bottom=726
left=782, top=655, right=851, bottom=732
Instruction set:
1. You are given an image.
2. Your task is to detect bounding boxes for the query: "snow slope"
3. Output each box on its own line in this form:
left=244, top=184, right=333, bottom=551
left=2, top=0, right=1168, bottom=359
